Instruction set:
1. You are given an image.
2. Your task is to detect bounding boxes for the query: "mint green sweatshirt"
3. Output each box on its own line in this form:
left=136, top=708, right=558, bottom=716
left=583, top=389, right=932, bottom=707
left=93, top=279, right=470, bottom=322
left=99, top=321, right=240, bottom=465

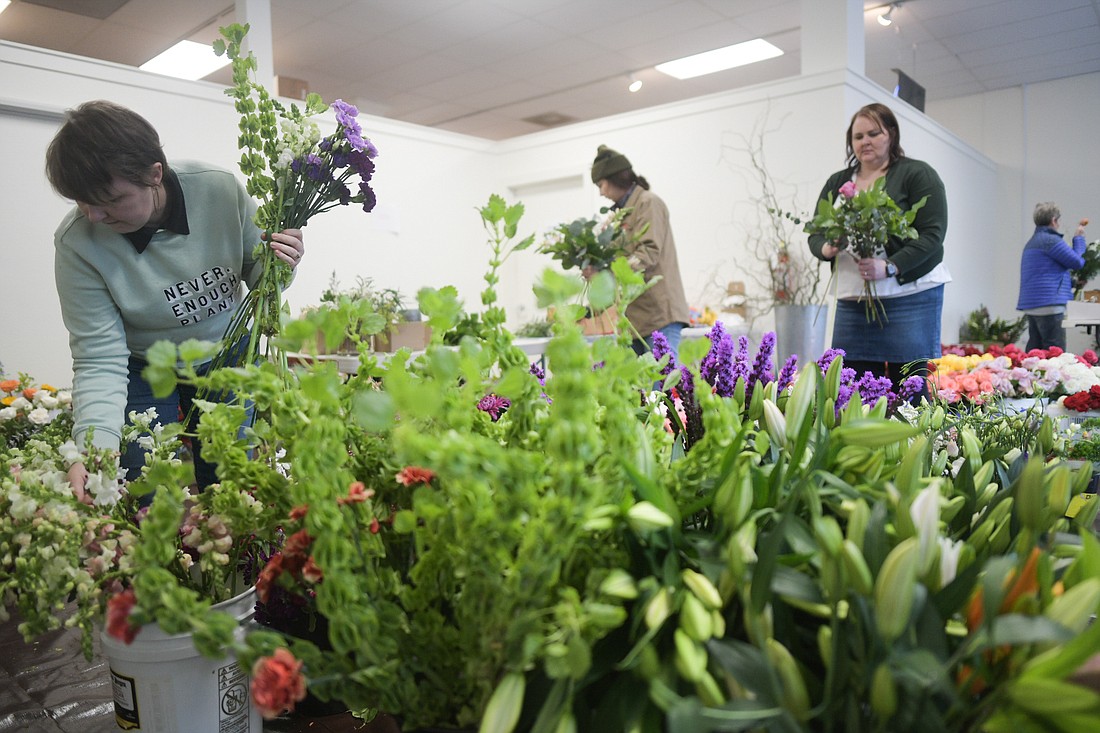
left=53, top=161, right=262, bottom=451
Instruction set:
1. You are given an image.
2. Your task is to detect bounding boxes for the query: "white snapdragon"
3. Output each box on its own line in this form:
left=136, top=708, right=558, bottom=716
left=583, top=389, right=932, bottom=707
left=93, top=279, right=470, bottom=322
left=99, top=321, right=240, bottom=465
left=0, top=406, right=15, bottom=421
left=59, top=441, right=84, bottom=469
left=34, top=391, right=59, bottom=409
left=6, top=486, right=38, bottom=520
left=55, top=390, right=72, bottom=406
left=85, top=472, right=123, bottom=508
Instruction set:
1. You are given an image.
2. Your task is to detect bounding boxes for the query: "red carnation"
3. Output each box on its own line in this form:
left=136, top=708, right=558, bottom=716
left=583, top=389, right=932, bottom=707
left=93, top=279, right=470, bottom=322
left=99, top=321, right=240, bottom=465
left=106, top=589, right=140, bottom=644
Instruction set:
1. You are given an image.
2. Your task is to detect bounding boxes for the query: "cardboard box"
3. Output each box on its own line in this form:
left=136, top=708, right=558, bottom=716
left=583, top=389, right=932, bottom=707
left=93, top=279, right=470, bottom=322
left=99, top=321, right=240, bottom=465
left=546, top=305, right=619, bottom=335
left=373, top=321, right=432, bottom=352
left=580, top=306, right=618, bottom=336
left=1084, top=290, right=1100, bottom=303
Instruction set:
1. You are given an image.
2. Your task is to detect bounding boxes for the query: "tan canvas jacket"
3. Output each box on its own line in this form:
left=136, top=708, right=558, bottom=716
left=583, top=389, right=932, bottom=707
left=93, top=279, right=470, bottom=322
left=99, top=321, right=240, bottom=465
left=619, top=185, right=691, bottom=339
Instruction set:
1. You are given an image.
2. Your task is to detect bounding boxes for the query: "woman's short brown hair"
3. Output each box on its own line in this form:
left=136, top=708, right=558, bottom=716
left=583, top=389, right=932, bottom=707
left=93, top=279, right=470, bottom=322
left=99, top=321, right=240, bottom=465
left=844, top=102, right=905, bottom=168
left=45, top=100, right=166, bottom=204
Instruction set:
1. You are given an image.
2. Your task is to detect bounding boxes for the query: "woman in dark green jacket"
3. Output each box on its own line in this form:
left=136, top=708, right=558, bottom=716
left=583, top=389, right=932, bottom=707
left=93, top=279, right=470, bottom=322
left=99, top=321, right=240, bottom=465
left=808, top=103, right=950, bottom=395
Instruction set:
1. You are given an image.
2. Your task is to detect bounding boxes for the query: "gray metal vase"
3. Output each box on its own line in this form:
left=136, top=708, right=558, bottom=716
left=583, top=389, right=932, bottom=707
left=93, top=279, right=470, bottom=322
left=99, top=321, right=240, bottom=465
left=774, top=304, right=828, bottom=366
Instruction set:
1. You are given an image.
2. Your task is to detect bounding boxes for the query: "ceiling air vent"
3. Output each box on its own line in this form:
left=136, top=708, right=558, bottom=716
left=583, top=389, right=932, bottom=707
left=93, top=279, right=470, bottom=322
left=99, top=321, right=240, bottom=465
left=522, top=112, right=577, bottom=128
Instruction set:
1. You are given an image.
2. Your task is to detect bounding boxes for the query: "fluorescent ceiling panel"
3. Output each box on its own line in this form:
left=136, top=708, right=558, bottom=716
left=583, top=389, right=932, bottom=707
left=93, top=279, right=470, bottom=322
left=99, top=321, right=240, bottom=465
left=140, top=40, right=229, bottom=80
left=655, top=39, right=783, bottom=80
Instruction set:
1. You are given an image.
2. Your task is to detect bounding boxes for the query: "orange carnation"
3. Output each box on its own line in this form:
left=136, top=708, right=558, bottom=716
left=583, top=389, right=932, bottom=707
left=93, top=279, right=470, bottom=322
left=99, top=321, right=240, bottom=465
left=0, top=380, right=19, bottom=393
left=250, top=648, right=307, bottom=718
left=396, top=466, right=436, bottom=486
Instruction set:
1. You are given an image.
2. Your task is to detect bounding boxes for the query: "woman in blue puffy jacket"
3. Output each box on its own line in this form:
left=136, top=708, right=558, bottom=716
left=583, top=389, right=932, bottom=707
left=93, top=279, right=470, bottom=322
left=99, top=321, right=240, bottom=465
left=1016, top=202, right=1088, bottom=350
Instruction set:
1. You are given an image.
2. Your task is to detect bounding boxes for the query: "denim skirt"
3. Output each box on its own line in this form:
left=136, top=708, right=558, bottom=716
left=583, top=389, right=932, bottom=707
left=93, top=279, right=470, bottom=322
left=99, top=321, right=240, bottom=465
left=832, top=285, right=944, bottom=362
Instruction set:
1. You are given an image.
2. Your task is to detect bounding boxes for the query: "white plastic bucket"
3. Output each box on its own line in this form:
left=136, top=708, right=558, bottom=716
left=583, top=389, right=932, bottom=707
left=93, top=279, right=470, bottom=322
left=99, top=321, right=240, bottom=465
left=100, top=587, right=261, bottom=733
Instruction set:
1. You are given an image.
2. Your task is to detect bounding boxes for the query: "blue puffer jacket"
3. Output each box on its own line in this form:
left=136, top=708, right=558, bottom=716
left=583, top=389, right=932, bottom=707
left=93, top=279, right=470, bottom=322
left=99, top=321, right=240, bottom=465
left=1016, top=226, right=1086, bottom=310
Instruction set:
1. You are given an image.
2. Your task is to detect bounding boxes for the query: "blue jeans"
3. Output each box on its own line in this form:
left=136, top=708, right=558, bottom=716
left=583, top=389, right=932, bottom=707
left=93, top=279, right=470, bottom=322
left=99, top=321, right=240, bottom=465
left=1025, top=313, right=1065, bottom=351
left=632, top=322, right=686, bottom=358
left=121, top=355, right=252, bottom=489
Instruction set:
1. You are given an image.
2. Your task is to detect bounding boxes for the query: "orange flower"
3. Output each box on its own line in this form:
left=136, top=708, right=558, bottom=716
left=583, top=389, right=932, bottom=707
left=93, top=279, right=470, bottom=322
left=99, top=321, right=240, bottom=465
left=256, top=554, right=285, bottom=604
left=288, top=504, right=309, bottom=521
left=965, top=547, right=1042, bottom=632
left=338, top=481, right=374, bottom=505
left=106, top=589, right=140, bottom=644
left=302, top=556, right=323, bottom=584
left=250, top=648, right=307, bottom=718
left=21, top=388, right=37, bottom=401
left=0, top=379, right=19, bottom=393
left=396, top=466, right=435, bottom=486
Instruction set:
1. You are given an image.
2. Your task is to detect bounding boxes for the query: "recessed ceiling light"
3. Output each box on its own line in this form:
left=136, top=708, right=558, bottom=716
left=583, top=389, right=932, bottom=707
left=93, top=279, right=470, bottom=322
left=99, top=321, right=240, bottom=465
left=140, top=40, right=230, bottom=81
left=655, top=39, right=783, bottom=80
left=628, top=74, right=643, bottom=93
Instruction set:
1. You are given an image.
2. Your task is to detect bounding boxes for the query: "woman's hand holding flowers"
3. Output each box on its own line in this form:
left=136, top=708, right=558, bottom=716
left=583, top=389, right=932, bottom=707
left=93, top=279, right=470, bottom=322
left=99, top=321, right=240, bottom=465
left=264, top=229, right=305, bottom=269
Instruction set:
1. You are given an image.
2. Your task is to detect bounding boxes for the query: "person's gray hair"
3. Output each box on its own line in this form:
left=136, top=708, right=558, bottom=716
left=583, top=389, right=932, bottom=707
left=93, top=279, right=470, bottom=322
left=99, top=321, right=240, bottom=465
left=1034, top=202, right=1061, bottom=226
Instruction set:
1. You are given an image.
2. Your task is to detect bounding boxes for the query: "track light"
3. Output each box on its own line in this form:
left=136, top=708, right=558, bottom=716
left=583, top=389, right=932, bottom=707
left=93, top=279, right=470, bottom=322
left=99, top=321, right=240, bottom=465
left=877, top=4, right=896, bottom=26
left=628, top=74, right=643, bottom=93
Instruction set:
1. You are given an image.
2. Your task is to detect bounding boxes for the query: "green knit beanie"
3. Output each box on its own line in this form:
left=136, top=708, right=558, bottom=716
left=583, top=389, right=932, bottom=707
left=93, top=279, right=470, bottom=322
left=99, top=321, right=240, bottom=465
left=590, top=145, right=631, bottom=183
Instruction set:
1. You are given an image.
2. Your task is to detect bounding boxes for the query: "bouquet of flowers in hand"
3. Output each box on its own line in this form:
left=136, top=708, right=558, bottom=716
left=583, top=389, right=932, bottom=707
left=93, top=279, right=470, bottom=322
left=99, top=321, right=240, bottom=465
left=804, top=177, right=926, bottom=322
left=539, top=207, right=640, bottom=271
left=209, top=23, right=379, bottom=375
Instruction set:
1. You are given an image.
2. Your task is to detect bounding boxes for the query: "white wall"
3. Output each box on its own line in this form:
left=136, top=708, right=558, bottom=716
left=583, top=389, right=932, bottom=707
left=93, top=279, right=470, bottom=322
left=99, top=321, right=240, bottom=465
left=927, top=71, right=1100, bottom=353
left=2, top=39, right=1003, bottom=385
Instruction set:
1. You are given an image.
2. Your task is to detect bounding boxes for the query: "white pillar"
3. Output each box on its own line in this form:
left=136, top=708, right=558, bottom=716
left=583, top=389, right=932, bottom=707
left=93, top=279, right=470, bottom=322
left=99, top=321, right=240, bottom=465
left=235, top=0, right=274, bottom=89
left=801, top=0, right=864, bottom=76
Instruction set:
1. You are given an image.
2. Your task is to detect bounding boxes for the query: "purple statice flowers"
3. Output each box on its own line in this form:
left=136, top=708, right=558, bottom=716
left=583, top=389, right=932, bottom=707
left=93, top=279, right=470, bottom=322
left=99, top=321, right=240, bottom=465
left=282, top=99, right=378, bottom=225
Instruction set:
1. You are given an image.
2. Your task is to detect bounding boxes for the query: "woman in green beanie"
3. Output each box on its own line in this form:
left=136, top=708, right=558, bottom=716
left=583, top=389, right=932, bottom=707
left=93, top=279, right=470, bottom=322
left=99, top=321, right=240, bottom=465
left=590, top=145, right=690, bottom=357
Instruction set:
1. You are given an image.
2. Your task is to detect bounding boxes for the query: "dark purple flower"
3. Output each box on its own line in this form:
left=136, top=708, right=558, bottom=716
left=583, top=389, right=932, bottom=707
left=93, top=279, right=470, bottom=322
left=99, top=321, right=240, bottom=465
left=729, top=334, right=750, bottom=390
left=319, top=137, right=334, bottom=152
left=749, top=332, right=776, bottom=384
left=817, top=348, right=846, bottom=374
left=777, top=354, right=799, bottom=392
left=359, top=183, right=377, bottom=213
left=332, top=149, right=349, bottom=169
left=856, top=372, right=893, bottom=405
left=304, top=153, right=326, bottom=182
left=836, top=383, right=855, bottom=413
left=337, top=183, right=351, bottom=205
left=678, top=365, right=696, bottom=400
left=476, top=394, right=510, bottom=421
left=651, top=332, right=677, bottom=377
left=700, top=322, right=727, bottom=385
left=592, top=361, right=606, bottom=371
left=349, top=150, right=375, bottom=181
left=529, top=361, right=546, bottom=385
left=712, top=332, right=737, bottom=397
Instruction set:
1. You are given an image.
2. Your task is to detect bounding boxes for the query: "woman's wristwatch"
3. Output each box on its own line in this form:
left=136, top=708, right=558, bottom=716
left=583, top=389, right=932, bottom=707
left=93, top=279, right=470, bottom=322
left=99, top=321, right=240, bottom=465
left=885, top=260, right=898, bottom=278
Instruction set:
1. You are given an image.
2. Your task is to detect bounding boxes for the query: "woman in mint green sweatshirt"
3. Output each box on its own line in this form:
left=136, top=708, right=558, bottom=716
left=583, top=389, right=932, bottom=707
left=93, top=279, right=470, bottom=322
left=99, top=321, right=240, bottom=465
left=46, top=100, right=305, bottom=493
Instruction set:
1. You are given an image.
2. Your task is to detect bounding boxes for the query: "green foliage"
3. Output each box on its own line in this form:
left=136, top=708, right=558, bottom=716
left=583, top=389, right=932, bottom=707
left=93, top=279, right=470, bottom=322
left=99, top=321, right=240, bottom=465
left=538, top=207, right=635, bottom=271
left=959, top=305, right=1026, bottom=345
left=1073, top=239, right=1100, bottom=297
